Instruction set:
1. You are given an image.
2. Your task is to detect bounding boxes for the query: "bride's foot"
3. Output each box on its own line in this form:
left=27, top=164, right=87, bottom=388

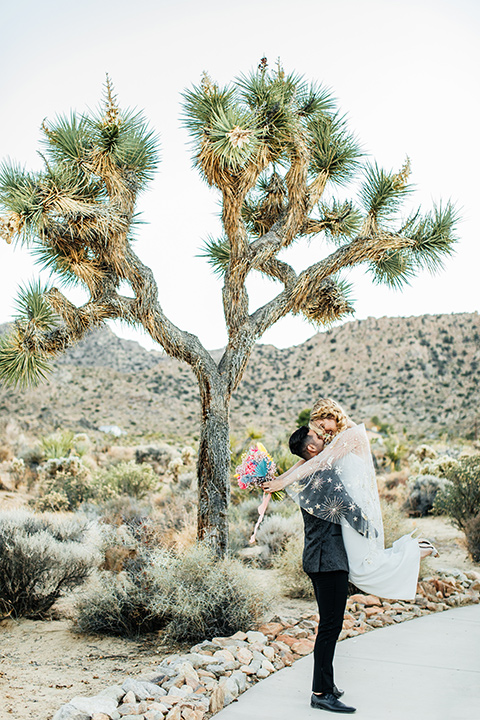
left=418, top=538, right=439, bottom=558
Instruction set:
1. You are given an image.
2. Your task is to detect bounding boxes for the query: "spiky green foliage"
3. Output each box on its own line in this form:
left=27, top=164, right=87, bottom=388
left=198, top=235, right=231, bottom=275
left=359, top=161, right=413, bottom=222
left=320, top=199, right=362, bottom=242
left=0, top=282, right=59, bottom=388
left=308, top=113, right=362, bottom=185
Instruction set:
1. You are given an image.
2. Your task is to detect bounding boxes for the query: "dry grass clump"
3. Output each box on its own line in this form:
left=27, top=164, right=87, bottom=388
left=273, top=535, right=314, bottom=599
left=380, top=498, right=412, bottom=548
left=0, top=510, right=98, bottom=620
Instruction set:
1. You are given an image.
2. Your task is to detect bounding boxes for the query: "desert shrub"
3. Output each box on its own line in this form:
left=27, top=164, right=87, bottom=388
left=410, top=455, right=459, bottom=478
left=270, top=443, right=297, bottom=475
left=433, top=454, right=480, bottom=531
left=83, top=495, right=155, bottom=525
left=76, top=551, right=172, bottom=636
left=135, top=444, right=177, bottom=474
left=255, top=514, right=302, bottom=566
left=464, top=513, right=480, bottom=562
left=35, top=456, right=94, bottom=511
left=273, top=535, right=313, bottom=599
left=403, top=475, right=448, bottom=517
left=167, top=457, right=184, bottom=482
left=158, top=545, right=269, bottom=643
left=180, top=446, right=196, bottom=465
left=76, top=543, right=267, bottom=641
left=412, top=444, right=438, bottom=462
left=0, top=510, right=97, bottom=619
left=377, top=471, right=408, bottom=504
left=230, top=497, right=266, bottom=525
left=297, top=408, right=311, bottom=426
left=8, top=457, right=26, bottom=488
left=94, top=460, right=159, bottom=500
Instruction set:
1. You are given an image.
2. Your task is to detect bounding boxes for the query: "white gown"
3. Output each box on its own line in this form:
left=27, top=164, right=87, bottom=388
left=338, top=450, right=421, bottom=600
left=341, top=524, right=420, bottom=600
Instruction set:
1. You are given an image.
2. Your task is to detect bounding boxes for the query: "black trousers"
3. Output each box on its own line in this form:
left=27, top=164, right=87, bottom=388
left=307, top=570, right=349, bottom=694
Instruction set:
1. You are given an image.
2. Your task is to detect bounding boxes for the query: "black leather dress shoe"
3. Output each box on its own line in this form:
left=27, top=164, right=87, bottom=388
left=333, top=685, right=344, bottom=699
left=311, top=693, right=356, bottom=713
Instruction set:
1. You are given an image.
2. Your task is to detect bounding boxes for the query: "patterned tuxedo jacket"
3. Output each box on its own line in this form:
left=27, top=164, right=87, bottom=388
left=300, top=507, right=349, bottom=574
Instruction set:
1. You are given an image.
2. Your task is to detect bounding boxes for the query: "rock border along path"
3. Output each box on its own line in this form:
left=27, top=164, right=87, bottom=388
left=53, top=569, right=480, bottom=720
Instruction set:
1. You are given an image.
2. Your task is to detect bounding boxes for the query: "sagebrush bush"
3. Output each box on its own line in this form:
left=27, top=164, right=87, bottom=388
left=93, top=460, right=159, bottom=500
left=0, top=511, right=97, bottom=619
left=255, top=514, right=302, bottom=566
left=433, top=454, right=480, bottom=531
left=76, top=551, right=172, bottom=636
left=273, top=535, right=313, bottom=599
left=76, top=543, right=268, bottom=641
left=157, top=545, right=269, bottom=643
left=403, top=474, right=447, bottom=517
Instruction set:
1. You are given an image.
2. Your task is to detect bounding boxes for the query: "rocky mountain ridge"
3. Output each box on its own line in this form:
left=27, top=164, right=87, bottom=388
left=0, top=312, right=478, bottom=442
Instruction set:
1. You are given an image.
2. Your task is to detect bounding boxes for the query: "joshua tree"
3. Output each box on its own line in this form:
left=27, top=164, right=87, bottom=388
left=0, top=62, right=457, bottom=556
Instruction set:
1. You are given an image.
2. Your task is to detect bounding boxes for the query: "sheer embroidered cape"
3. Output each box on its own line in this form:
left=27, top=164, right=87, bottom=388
left=286, top=424, right=383, bottom=553
left=286, top=424, right=420, bottom=599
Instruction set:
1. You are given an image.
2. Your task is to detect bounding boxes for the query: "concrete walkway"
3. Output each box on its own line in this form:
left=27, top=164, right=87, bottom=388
left=216, top=604, right=480, bottom=720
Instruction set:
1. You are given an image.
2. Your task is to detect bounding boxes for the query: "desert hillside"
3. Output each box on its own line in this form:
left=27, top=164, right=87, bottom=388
left=0, top=312, right=478, bottom=442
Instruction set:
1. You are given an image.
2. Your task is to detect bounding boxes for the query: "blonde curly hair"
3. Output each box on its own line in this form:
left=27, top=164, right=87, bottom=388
left=309, top=398, right=354, bottom=434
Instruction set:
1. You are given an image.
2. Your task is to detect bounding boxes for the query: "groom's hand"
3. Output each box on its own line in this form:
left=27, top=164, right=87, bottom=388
left=261, top=477, right=287, bottom=493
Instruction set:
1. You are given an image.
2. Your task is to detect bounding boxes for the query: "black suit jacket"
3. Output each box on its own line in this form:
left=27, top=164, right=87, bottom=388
left=301, top=507, right=349, bottom=574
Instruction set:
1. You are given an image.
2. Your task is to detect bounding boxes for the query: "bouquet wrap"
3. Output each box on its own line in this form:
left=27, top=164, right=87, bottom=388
left=235, top=442, right=280, bottom=543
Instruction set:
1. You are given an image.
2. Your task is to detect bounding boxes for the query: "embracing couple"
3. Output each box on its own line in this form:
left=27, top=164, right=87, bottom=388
left=262, top=398, right=438, bottom=714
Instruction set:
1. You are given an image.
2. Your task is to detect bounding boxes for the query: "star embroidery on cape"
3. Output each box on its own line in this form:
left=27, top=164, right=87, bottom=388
left=319, top=496, right=348, bottom=523
left=353, top=516, right=358, bottom=522
left=349, top=503, right=356, bottom=511
left=334, top=483, right=343, bottom=491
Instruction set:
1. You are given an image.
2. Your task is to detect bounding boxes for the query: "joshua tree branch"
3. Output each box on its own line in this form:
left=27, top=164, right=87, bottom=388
left=249, top=230, right=415, bottom=337
left=121, top=245, right=218, bottom=379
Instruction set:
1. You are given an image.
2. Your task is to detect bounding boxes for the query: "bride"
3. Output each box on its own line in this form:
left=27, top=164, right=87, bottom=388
left=262, top=398, right=437, bottom=600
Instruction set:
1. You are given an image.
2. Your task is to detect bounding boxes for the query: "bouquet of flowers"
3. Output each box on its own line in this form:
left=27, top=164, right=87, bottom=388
left=235, top=442, right=282, bottom=543
left=235, top=442, right=282, bottom=500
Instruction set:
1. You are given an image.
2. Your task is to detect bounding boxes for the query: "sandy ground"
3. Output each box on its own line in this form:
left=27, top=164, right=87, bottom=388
left=0, top=514, right=477, bottom=720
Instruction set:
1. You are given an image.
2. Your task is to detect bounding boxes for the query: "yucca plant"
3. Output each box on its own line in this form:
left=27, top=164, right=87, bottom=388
left=0, top=63, right=458, bottom=557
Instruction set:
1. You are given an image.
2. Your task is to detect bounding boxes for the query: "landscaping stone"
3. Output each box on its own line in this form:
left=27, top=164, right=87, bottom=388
left=52, top=705, right=91, bottom=720
left=246, top=631, right=268, bottom=645
left=52, top=571, right=480, bottom=720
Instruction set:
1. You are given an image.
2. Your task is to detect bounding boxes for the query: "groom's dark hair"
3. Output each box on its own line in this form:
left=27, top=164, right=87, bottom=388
left=289, top=426, right=311, bottom=460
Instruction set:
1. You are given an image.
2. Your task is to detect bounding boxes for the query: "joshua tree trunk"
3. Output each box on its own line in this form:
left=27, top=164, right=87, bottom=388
left=197, top=383, right=231, bottom=556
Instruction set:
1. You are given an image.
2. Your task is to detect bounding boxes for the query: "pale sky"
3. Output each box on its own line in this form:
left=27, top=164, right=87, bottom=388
left=1, top=0, right=478, bottom=351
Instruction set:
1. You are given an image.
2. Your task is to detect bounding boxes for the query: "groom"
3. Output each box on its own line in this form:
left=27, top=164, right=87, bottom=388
left=287, top=425, right=356, bottom=714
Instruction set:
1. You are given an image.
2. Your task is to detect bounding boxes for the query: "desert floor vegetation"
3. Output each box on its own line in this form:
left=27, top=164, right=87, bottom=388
left=0, top=422, right=479, bottom=719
